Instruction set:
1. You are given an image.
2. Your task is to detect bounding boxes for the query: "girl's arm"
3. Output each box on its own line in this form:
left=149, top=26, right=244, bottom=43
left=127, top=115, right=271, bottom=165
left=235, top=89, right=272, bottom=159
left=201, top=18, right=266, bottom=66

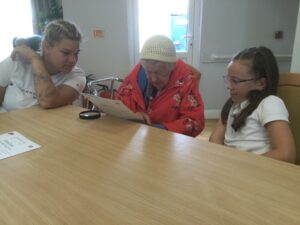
left=0, top=86, right=6, bottom=105
left=209, top=118, right=226, bottom=145
left=263, top=120, right=296, bottom=163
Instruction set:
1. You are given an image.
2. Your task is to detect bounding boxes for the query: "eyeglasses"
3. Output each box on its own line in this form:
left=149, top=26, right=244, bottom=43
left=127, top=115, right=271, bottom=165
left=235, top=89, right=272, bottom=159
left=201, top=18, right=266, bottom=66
left=222, top=75, right=257, bottom=86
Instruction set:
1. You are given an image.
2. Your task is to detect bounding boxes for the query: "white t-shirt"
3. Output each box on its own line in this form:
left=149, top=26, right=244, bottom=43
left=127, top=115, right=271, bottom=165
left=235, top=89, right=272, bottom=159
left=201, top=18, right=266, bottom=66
left=0, top=56, right=86, bottom=112
left=224, top=95, right=289, bottom=154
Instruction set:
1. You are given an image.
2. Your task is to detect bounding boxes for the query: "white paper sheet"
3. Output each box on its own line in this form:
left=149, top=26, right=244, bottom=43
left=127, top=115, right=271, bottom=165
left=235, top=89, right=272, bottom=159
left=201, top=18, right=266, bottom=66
left=82, top=93, right=144, bottom=122
left=0, top=131, right=40, bottom=160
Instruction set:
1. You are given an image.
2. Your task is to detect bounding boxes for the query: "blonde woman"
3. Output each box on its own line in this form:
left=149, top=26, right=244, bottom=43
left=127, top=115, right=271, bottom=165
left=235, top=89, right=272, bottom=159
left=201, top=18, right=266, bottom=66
left=0, top=20, right=86, bottom=112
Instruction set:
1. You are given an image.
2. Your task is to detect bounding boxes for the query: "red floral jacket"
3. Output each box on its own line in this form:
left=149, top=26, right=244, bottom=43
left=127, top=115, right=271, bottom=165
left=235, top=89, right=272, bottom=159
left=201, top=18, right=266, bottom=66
left=116, top=60, right=204, bottom=137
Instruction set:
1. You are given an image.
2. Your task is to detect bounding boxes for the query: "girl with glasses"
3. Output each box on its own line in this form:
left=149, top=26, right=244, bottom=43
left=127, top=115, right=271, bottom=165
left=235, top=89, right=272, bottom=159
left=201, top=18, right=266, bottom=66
left=209, top=47, right=296, bottom=163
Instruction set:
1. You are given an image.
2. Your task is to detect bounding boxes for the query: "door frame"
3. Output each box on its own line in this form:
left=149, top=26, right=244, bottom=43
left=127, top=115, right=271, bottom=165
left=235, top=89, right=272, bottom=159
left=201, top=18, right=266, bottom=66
left=127, top=0, right=202, bottom=69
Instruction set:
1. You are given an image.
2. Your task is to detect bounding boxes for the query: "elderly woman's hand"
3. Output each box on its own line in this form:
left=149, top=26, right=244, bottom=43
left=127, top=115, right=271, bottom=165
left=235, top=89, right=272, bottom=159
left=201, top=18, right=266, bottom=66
left=136, top=112, right=152, bottom=125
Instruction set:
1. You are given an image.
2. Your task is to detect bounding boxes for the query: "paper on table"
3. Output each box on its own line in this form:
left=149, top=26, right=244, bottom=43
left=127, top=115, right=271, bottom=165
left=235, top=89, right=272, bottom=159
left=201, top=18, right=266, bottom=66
left=0, top=131, right=40, bottom=160
left=81, top=93, right=144, bottom=122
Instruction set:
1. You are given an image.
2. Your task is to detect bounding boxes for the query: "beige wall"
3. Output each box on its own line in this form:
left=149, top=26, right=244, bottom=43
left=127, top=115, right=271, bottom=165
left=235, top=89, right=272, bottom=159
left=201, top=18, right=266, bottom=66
left=62, top=0, right=299, bottom=116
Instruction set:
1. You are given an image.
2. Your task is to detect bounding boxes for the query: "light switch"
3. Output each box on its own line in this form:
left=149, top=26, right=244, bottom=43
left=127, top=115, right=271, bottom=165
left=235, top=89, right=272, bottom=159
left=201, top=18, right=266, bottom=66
left=93, top=29, right=105, bottom=39
left=274, top=31, right=283, bottom=39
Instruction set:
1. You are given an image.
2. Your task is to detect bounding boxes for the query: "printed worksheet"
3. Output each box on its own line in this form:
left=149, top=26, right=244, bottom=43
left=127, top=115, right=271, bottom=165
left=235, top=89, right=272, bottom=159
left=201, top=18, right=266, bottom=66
left=0, top=131, right=40, bottom=160
left=82, top=93, right=144, bottom=122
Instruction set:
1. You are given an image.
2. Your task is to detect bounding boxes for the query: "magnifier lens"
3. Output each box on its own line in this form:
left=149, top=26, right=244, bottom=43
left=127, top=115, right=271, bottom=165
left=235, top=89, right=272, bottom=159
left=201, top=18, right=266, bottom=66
left=79, top=110, right=101, bottom=119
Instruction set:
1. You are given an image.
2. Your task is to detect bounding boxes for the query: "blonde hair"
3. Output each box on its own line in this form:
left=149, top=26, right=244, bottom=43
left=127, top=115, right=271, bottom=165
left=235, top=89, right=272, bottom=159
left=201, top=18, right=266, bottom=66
left=42, top=19, right=82, bottom=46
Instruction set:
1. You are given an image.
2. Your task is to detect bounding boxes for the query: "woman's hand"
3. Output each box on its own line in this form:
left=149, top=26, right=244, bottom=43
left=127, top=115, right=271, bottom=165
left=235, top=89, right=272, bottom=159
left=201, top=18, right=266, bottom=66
left=11, top=45, right=40, bottom=64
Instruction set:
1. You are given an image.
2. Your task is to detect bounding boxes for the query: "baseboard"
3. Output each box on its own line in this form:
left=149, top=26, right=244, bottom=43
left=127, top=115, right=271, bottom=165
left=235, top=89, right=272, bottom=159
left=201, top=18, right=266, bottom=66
left=204, top=109, right=220, bottom=119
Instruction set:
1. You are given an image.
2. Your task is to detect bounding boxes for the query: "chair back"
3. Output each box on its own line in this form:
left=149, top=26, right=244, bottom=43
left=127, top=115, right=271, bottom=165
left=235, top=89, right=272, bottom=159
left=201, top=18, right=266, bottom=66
left=277, top=72, right=300, bottom=165
left=13, top=35, right=42, bottom=51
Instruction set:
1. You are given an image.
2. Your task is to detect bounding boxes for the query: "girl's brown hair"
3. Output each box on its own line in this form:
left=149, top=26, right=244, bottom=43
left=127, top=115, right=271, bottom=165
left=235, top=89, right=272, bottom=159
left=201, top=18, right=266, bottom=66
left=221, top=46, right=279, bottom=131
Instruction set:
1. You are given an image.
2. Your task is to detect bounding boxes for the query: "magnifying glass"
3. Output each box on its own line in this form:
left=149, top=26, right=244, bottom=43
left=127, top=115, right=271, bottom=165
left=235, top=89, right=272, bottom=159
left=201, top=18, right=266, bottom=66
left=79, top=110, right=101, bottom=120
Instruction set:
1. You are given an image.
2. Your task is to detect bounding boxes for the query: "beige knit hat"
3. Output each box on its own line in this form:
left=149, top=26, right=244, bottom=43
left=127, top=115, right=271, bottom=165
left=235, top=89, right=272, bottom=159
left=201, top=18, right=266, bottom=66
left=140, top=35, right=176, bottom=63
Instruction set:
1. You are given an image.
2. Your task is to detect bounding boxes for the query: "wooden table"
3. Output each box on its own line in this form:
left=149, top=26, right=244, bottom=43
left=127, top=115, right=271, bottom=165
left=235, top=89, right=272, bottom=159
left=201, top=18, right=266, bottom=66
left=0, top=105, right=299, bottom=225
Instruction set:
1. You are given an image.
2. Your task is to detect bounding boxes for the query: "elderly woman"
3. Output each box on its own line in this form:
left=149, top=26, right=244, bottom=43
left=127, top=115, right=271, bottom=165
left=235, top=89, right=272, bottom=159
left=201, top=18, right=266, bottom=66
left=116, top=35, right=204, bottom=137
left=0, top=20, right=86, bottom=112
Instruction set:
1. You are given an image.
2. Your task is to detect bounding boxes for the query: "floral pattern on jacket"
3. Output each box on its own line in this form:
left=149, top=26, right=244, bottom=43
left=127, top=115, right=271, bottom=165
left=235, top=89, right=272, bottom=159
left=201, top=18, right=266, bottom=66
left=116, top=59, right=205, bottom=137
